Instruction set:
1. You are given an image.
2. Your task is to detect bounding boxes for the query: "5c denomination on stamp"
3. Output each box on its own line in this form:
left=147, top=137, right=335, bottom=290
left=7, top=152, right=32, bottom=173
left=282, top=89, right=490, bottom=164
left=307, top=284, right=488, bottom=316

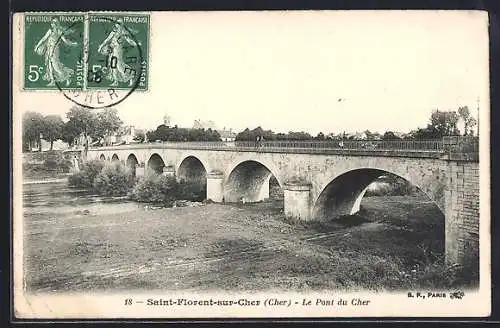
left=24, top=13, right=85, bottom=90
left=87, top=13, right=149, bottom=91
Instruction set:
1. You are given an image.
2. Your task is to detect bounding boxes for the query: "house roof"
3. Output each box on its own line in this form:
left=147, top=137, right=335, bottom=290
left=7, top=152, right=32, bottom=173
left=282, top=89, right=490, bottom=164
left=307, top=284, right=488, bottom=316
left=218, top=129, right=236, bottom=138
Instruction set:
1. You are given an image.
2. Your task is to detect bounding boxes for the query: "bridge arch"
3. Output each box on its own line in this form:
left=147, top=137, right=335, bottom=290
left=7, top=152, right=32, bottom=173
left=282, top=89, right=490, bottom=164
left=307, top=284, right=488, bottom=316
left=147, top=153, right=165, bottom=174
left=126, top=154, right=139, bottom=176
left=224, top=160, right=283, bottom=203
left=111, top=153, right=119, bottom=161
left=177, top=156, right=207, bottom=184
left=99, top=154, right=106, bottom=161
left=311, top=168, right=444, bottom=221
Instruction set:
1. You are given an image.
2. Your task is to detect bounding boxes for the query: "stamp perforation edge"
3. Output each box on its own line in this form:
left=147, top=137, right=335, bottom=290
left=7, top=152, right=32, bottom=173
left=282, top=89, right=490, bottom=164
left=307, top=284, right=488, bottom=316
left=20, top=11, right=150, bottom=92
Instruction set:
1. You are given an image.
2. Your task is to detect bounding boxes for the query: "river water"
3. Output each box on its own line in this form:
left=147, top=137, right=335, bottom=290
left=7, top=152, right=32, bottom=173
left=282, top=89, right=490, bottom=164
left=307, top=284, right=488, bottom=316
left=22, top=180, right=133, bottom=208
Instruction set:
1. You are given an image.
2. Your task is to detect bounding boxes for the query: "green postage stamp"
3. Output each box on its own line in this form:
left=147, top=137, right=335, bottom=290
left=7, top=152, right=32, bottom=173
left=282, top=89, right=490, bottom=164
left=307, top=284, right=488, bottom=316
left=23, top=13, right=85, bottom=90
left=23, top=12, right=149, bottom=91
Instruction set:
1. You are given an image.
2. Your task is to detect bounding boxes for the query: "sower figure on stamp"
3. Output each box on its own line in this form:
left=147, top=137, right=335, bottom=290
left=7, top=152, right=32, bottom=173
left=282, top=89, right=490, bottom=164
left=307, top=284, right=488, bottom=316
left=98, top=18, right=141, bottom=87
left=34, top=18, right=78, bottom=87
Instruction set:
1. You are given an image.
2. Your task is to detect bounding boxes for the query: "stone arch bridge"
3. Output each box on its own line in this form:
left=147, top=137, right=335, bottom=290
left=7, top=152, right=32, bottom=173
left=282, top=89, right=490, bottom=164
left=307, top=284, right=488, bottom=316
left=85, top=138, right=480, bottom=265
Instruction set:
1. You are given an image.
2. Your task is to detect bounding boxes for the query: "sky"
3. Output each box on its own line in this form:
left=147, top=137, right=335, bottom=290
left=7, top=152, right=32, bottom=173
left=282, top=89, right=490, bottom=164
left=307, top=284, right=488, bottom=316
left=14, top=10, right=489, bottom=135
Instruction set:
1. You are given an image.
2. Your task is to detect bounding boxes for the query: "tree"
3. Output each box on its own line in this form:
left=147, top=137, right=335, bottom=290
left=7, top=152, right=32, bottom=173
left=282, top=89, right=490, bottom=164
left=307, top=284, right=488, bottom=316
left=315, top=132, right=325, bottom=140
left=457, top=106, right=477, bottom=136
left=411, top=126, right=441, bottom=140
left=66, top=106, right=97, bottom=137
left=363, top=130, right=376, bottom=139
left=146, top=124, right=221, bottom=142
left=95, top=108, right=123, bottom=144
left=22, top=111, right=44, bottom=152
left=382, top=131, right=401, bottom=140
left=235, top=127, right=317, bottom=141
left=41, top=115, right=64, bottom=150
left=286, top=131, right=312, bottom=140
left=61, top=119, right=81, bottom=147
left=133, top=131, right=145, bottom=143
left=429, top=109, right=459, bottom=137
left=65, top=106, right=98, bottom=155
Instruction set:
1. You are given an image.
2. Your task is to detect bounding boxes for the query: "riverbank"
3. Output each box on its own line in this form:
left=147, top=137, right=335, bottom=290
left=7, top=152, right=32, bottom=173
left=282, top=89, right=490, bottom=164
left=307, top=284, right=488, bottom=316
left=22, top=170, right=72, bottom=183
left=23, top=176, right=70, bottom=185
left=22, top=181, right=477, bottom=293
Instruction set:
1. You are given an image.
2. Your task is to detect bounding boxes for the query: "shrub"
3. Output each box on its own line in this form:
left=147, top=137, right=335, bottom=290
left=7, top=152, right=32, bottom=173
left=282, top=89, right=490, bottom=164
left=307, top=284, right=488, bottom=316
left=55, top=157, right=73, bottom=173
left=131, top=174, right=207, bottom=205
left=93, top=161, right=135, bottom=196
left=68, top=159, right=105, bottom=188
left=131, top=173, right=179, bottom=205
left=43, top=158, right=59, bottom=171
left=68, top=171, right=89, bottom=188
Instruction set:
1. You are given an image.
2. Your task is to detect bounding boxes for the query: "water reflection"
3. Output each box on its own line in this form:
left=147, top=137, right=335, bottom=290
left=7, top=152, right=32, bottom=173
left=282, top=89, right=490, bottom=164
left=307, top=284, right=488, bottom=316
left=23, top=181, right=133, bottom=208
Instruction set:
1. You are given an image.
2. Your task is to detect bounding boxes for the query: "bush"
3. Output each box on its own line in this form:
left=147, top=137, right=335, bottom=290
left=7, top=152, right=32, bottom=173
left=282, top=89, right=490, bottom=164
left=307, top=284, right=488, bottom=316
left=93, top=161, right=135, bottom=196
left=131, top=174, right=207, bottom=205
left=68, top=171, right=89, bottom=188
left=55, top=157, right=73, bottom=173
left=68, top=159, right=105, bottom=188
left=131, top=173, right=179, bottom=205
left=43, top=159, right=59, bottom=171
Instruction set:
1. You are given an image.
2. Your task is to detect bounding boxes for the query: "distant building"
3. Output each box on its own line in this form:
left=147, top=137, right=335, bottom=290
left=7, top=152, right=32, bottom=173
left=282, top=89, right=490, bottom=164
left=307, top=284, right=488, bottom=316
left=218, top=128, right=236, bottom=142
left=102, top=125, right=144, bottom=146
left=393, top=131, right=407, bottom=139
left=118, top=125, right=136, bottom=144
left=74, top=133, right=93, bottom=148
left=163, top=114, right=172, bottom=127
left=193, top=119, right=217, bottom=130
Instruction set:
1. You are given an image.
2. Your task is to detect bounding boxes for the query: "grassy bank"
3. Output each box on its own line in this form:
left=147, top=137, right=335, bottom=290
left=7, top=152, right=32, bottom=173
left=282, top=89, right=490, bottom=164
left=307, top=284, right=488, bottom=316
left=23, top=184, right=478, bottom=293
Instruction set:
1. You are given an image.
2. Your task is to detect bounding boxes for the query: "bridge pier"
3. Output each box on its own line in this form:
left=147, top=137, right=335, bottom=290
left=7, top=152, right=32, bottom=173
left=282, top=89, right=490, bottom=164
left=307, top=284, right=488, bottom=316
left=258, top=175, right=271, bottom=200
left=136, top=163, right=146, bottom=177
left=207, top=171, right=224, bottom=202
left=284, top=182, right=312, bottom=221
left=162, top=165, right=175, bottom=177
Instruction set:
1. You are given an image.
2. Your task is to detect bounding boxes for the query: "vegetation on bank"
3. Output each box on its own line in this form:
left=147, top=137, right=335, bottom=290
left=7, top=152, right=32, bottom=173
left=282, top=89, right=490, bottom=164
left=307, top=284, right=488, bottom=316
left=23, top=151, right=73, bottom=179
left=68, top=159, right=206, bottom=203
left=364, top=173, right=419, bottom=197
left=68, top=159, right=105, bottom=189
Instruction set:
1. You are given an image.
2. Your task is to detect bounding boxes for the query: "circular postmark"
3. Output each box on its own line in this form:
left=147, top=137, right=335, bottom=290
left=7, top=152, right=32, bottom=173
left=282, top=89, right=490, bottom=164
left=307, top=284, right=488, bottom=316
left=51, top=16, right=144, bottom=109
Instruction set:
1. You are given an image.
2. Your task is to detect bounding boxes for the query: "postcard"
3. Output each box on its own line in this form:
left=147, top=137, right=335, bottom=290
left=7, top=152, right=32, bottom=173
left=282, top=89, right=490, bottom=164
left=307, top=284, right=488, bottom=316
left=12, top=10, right=490, bottom=318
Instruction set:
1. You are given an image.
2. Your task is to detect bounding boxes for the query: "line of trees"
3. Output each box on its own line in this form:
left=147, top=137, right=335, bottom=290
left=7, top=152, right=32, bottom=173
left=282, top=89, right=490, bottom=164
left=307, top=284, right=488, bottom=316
left=406, top=106, right=477, bottom=140
left=146, top=124, right=221, bottom=142
left=23, top=106, right=123, bottom=152
left=22, top=112, right=65, bottom=151
left=235, top=127, right=315, bottom=141
left=235, top=107, right=477, bottom=141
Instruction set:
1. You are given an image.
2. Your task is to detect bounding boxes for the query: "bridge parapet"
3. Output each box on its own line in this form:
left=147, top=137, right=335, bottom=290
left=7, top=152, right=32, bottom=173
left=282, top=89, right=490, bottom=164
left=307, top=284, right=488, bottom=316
left=88, top=137, right=479, bottom=160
